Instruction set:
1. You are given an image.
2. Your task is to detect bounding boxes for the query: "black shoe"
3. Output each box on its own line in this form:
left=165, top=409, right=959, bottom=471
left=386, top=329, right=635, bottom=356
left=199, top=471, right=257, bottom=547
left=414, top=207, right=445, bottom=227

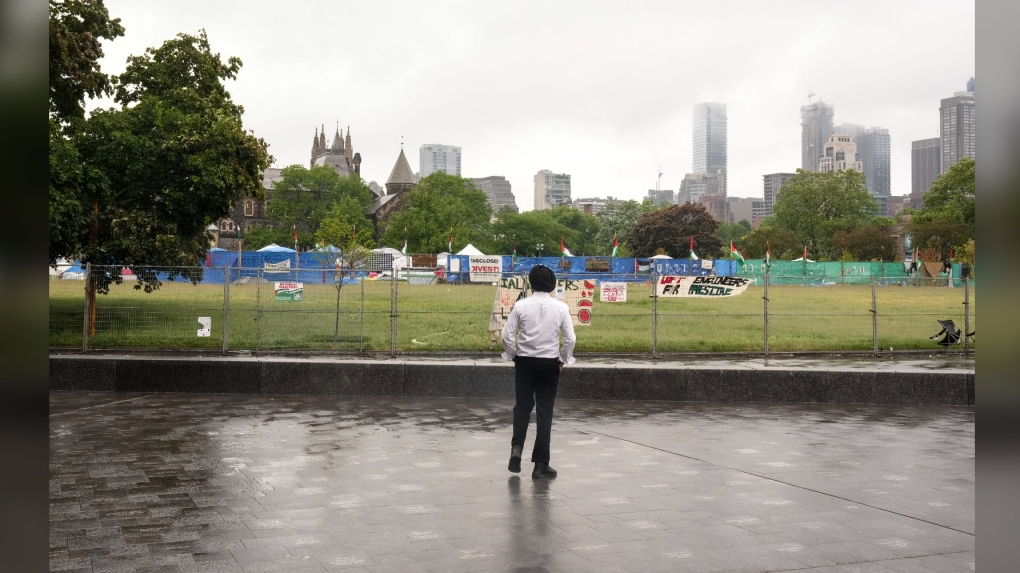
left=508, top=446, right=522, bottom=473
left=532, top=463, right=557, bottom=479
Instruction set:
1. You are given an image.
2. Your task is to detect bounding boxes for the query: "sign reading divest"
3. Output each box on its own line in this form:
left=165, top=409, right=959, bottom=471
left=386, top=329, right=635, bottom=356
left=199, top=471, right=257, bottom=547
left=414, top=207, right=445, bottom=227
left=469, top=256, right=503, bottom=282
left=657, top=275, right=750, bottom=297
left=274, top=282, right=303, bottom=301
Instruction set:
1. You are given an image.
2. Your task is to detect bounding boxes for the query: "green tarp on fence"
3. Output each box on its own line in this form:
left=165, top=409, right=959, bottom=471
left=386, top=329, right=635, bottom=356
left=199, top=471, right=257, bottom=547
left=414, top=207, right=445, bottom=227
left=735, top=260, right=963, bottom=285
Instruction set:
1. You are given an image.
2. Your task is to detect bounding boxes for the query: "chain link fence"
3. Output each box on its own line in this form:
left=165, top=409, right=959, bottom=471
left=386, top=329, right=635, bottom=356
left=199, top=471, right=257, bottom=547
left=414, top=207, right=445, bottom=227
left=48, top=265, right=975, bottom=356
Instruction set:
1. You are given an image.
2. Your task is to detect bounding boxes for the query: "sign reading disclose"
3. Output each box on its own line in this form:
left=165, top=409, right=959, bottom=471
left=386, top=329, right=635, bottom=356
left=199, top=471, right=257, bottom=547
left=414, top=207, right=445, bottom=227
left=469, top=256, right=503, bottom=282
left=657, top=276, right=750, bottom=297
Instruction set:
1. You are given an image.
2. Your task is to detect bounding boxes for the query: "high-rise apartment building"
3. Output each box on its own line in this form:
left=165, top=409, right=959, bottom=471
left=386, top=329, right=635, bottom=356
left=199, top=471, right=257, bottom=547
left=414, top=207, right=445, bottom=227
left=801, top=100, right=835, bottom=172
left=696, top=194, right=732, bottom=224
left=910, top=138, right=941, bottom=209
left=693, top=102, right=728, bottom=194
left=832, top=123, right=891, bottom=210
left=572, top=197, right=608, bottom=215
left=678, top=173, right=723, bottom=205
left=728, top=197, right=766, bottom=228
left=533, top=170, right=571, bottom=210
left=419, top=144, right=462, bottom=177
left=470, top=176, right=518, bottom=214
left=818, top=134, right=862, bottom=173
left=967, top=77, right=975, bottom=93
left=646, top=189, right=674, bottom=206
left=762, top=173, right=794, bottom=217
left=940, top=91, right=976, bottom=173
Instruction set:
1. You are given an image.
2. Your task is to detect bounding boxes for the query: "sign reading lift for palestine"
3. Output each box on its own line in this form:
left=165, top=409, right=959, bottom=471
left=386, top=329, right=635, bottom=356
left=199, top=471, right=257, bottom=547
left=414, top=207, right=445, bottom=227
left=656, top=276, right=750, bottom=298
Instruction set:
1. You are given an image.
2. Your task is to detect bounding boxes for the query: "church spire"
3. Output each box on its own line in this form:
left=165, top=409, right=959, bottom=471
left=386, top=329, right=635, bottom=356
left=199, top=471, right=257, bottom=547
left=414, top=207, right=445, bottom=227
left=345, top=125, right=353, bottom=161
left=332, top=123, right=343, bottom=153
left=319, top=124, right=326, bottom=151
left=311, top=127, right=320, bottom=166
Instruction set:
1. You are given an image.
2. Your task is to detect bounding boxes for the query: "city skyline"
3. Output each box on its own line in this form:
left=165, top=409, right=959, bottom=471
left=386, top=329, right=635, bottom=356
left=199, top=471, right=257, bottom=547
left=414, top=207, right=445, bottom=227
left=88, top=1, right=974, bottom=211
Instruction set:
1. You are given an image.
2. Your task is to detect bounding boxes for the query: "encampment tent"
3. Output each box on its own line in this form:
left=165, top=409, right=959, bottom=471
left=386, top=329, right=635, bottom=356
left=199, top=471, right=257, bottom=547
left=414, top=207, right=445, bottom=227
left=257, top=243, right=296, bottom=253
left=649, top=254, right=673, bottom=260
left=456, top=244, right=485, bottom=256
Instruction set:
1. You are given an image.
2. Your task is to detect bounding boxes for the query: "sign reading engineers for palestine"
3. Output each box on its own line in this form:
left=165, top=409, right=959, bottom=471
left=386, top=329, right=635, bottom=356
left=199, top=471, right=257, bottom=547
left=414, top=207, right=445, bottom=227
left=657, top=275, right=750, bottom=297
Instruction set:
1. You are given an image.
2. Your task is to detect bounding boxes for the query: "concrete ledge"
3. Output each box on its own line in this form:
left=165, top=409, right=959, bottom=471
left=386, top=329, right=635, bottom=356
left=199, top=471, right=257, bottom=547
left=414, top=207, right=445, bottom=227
left=49, top=355, right=975, bottom=406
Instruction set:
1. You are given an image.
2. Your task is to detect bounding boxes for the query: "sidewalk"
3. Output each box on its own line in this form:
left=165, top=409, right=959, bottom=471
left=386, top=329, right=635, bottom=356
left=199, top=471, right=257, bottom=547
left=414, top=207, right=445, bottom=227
left=49, top=391, right=975, bottom=572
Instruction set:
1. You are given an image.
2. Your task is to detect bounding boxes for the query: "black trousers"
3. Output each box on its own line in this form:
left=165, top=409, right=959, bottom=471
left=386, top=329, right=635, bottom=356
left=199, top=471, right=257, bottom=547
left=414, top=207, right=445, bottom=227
left=511, top=356, right=560, bottom=464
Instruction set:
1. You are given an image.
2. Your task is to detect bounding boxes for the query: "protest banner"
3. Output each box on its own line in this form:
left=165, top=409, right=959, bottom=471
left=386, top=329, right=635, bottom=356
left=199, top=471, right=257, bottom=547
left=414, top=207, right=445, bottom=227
left=555, top=278, right=595, bottom=325
left=599, top=282, right=628, bottom=302
left=488, top=275, right=526, bottom=341
left=469, top=255, right=503, bottom=283
left=273, top=282, right=303, bottom=301
left=656, top=275, right=750, bottom=298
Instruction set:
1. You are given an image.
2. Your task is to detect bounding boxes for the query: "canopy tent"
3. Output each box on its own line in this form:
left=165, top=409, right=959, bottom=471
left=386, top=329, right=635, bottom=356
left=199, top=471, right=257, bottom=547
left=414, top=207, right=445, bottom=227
left=314, top=245, right=342, bottom=254
left=257, top=243, right=296, bottom=253
left=791, top=257, right=816, bottom=263
left=208, top=247, right=227, bottom=252
left=648, top=254, right=673, bottom=259
left=456, top=244, right=485, bottom=256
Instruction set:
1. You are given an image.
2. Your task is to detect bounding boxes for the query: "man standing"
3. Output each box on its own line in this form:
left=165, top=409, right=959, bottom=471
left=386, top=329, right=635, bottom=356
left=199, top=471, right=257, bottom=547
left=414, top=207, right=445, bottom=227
left=501, top=264, right=576, bottom=479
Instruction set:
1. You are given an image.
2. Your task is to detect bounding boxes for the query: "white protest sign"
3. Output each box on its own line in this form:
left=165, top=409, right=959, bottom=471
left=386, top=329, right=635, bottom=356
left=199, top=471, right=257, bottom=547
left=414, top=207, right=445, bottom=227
left=599, top=282, right=628, bottom=302
left=197, top=317, right=211, bottom=337
left=469, top=255, right=503, bottom=283
left=656, top=275, right=751, bottom=297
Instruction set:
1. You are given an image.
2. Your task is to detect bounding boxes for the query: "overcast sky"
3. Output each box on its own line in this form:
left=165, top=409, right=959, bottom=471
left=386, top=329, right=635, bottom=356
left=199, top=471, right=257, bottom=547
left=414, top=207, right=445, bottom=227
left=91, top=0, right=974, bottom=212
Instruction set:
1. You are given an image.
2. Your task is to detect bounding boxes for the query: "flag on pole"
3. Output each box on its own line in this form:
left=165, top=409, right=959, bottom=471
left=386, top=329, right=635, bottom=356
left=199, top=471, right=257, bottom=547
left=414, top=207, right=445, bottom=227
left=448, top=228, right=453, bottom=252
left=729, top=241, right=745, bottom=264
left=948, top=246, right=954, bottom=260
left=512, top=236, right=518, bottom=266
left=803, top=244, right=808, bottom=260
left=611, top=234, right=619, bottom=257
left=688, top=237, right=698, bottom=260
left=293, top=224, right=298, bottom=243
left=401, top=238, right=408, bottom=256
left=560, top=237, right=572, bottom=257
left=766, top=241, right=771, bottom=267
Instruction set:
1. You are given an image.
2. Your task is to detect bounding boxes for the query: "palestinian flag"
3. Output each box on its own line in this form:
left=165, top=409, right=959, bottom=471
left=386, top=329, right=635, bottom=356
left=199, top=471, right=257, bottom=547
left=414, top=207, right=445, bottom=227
left=292, top=224, right=298, bottom=243
left=948, top=246, right=954, bottom=260
left=512, top=240, right=518, bottom=265
left=730, top=241, right=745, bottom=264
left=689, top=237, right=698, bottom=260
left=803, top=244, right=808, bottom=260
left=401, top=238, right=408, bottom=256
left=766, top=241, right=771, bottom=267
left=611, top=234, right=619, bottom=257
left=448, top=228, right=453, bottom=253
left=560, top=237, right=573, bottom=257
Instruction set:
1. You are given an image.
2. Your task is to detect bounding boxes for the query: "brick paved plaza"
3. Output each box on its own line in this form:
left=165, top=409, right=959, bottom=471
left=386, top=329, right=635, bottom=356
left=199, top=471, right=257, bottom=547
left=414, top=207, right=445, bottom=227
left=50, top=392, right=974, bottom=572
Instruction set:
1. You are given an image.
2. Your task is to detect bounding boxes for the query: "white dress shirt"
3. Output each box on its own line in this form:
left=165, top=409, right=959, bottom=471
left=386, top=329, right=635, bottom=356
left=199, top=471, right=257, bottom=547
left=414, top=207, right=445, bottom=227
left=501, top=291, right=576, bottom=365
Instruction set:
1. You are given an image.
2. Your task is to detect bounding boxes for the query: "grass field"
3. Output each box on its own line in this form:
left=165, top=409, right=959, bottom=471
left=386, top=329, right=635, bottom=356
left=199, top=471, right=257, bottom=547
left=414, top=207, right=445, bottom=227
left=49, top=277, right=975, bottom=353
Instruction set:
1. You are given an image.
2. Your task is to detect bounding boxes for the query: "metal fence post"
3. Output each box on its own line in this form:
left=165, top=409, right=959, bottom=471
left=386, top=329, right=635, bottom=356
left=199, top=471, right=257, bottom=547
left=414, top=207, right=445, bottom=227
left=963, top=277, right=970, bottom=354
left=255, top=267, right=262, bottom=352
left=390, top=271, right=398, bottom=358
left=871, top=276, right=879, bottom=356
left=360, top=270, right=366, bottom=354
left=763, top=268, right=769, bottom=358
left=651, top=269, right=658, bottom=359
left=82, top=263, right=91, bottom=353
left=221, top=265, right=230, bottom=355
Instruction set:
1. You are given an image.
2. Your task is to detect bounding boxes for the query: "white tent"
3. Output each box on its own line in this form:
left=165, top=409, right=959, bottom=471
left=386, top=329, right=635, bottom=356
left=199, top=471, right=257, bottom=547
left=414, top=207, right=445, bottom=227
left=257, top=243, right=296, bottom=253
left=648, top=254, right=673, bottom=259
left=791, top=257, right=817, bottom=263
left=456, top=244, right=485, bottom=256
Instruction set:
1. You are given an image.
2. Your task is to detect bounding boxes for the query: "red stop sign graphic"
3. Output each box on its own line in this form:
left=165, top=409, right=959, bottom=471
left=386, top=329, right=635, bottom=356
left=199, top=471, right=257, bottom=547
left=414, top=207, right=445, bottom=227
left=578, top=308, right=592, bottom=323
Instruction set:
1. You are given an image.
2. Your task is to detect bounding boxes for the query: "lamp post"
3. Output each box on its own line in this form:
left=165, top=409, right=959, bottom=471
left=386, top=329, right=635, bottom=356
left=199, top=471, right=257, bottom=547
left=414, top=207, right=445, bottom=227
left=536, top=243, right=544, bottom=257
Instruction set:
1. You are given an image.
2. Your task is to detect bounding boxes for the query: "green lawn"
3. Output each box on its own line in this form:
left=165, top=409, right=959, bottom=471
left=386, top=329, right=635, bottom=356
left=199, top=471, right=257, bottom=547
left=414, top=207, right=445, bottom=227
left=49, top=277, right=975, bottom=353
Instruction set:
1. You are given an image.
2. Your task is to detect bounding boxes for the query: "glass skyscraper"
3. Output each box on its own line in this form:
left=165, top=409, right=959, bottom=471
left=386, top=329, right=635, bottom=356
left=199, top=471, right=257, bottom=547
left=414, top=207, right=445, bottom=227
left=692, top=102, right=727, bottom=195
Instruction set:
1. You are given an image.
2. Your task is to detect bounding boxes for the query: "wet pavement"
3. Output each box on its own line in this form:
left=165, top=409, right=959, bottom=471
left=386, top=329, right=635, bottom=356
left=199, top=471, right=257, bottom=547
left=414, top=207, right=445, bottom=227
left=50, top=392, right=974, bottom=572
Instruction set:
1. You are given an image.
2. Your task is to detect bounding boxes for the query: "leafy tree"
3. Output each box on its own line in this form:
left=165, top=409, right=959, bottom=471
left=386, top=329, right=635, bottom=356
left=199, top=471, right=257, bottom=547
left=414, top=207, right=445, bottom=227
left=629, top=203, right=721, bottom=258
left=265, top=165, right=374, bottom=249
left=737, top=227, right=800, bottom=259
left=908, top=220, right=969, bottom=262
left=546, top=206, right=601, bottom=255
left=237, top=224, right=285, bottom=251
left=832, top=226, right=897, bottom=261
left=381, top=172, right=492, bottom=253
left=49, top=0, right=125, bottom=123
left=49, top=27, right=272, bottom=333
left=913, top=157, right=975, bottom=238
left=594, top=200, right=644, bottom=256
left=307, top=208, right=373, bottom=342
left=491, top=208, right=574, bottom=256
left=769, top=169, right=877, bottom=258
left=714, top=220, right=753, bottom=250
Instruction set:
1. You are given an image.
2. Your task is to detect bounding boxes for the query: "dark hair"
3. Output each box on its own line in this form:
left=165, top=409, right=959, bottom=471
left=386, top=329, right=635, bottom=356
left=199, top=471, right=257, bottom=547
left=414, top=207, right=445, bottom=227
left=528, top=264, right=557, bottom=292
